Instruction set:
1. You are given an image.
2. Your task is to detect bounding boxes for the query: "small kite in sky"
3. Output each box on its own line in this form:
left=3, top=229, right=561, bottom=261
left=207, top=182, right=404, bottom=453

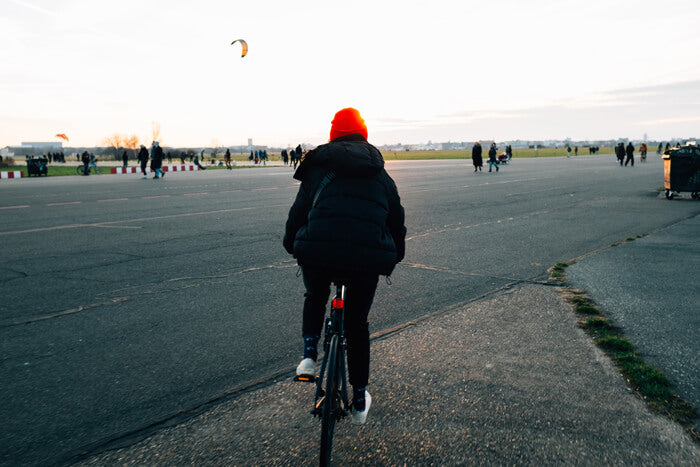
left=55, top=133, right=69, bottom=142
left=231, top=39, right=248, bottom=57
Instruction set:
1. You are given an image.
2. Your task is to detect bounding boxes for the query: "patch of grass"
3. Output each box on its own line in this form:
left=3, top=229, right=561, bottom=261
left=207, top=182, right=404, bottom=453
left=575, top=304, right=600, bottom=315
left=583, top=316, right=613, bottom=329
left=568, top=295, right=588, bottom=305
left=564, top=289, right=699, bottom=436
left=550, top=262, right=569, bottom=280
left=596, top=335, right=635, bottom=352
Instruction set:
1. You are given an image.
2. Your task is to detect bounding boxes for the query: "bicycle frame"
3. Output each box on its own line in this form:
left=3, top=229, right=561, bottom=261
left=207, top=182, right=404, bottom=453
left=312, top=283, right=350, bottom=466
left=313, top=284, right=350, bottom=413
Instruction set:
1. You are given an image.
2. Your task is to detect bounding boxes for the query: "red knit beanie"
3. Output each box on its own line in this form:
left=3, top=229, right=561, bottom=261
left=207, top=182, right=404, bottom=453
left=330, top=107, right=368, bottom=141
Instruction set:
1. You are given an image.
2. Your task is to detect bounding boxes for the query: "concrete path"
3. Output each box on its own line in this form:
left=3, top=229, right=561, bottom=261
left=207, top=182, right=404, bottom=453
left=77, top=213, right=700, bottom=465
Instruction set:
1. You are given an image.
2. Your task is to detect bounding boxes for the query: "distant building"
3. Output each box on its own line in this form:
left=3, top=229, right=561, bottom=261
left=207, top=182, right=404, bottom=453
left=21, top=142, right=63, bottom=149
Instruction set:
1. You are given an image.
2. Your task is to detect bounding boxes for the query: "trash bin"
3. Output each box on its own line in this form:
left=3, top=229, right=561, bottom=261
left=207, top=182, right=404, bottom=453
left=663, top=143, right=700, bottom=199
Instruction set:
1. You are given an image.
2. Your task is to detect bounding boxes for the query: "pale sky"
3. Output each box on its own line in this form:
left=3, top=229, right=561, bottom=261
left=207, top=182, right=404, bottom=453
left=2, top=0, right=699, bottom=148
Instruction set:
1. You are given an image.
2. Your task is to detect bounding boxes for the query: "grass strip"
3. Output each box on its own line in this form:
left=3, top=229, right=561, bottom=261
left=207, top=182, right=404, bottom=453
left=562, top=286, right=699, bottom=439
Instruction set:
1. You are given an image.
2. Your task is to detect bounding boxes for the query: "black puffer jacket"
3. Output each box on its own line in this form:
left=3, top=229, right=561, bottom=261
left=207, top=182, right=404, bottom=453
left=283, top=135, right=406, bottom=276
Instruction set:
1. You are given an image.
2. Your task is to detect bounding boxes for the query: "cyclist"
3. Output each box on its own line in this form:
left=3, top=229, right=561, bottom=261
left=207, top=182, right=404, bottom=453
left=89, top=153, right=98, bottom=172
left=284, top=107, right=406, bottom=425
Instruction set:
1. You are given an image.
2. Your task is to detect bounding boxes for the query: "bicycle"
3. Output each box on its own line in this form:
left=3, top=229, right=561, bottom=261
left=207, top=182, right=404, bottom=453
left=302, top=282, right=350, bottom=466
left=76, top=163, right=100, bottom=175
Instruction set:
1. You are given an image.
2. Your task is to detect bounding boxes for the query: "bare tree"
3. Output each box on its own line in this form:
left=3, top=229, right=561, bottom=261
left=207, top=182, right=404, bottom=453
left=151, top=122, right=161, bottom=144
left=102, top=133, right=126, bottom=161
left=102, top=133, right=141, bottom=160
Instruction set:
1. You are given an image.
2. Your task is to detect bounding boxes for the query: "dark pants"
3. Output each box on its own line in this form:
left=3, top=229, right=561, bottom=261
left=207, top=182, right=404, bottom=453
left=625, top=154, right=634, bottom=166
left=301, top=266, right=378, bottom=389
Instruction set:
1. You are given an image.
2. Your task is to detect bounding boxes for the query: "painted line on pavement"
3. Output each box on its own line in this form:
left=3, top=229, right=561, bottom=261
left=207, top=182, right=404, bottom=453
left=46, top=201, right=82, bottom=206
left=0, top=204, right=290, bottom=236
left=98, top=198, right=129, bottom=202
left=0, top=205, right=30, bottom=210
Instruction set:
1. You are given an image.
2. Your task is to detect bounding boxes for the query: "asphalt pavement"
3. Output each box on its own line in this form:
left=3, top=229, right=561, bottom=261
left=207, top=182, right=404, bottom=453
left=77, top=210, right=699, bottom=465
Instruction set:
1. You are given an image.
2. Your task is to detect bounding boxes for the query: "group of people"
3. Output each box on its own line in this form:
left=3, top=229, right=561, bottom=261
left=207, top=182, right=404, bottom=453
left=249, top=149, right=269, bottom=165
left=615, top=142, right=636, bottom=167
left=41, top=152, right=66, bottom=163
left=136, top=142, right=166, bottom=179
left=471, top=142, right=507, bottom=172
left=281, top=145, right=304, bottom=169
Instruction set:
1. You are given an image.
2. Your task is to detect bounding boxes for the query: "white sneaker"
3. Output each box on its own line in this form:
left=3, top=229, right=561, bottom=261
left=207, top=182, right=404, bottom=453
left=351, top=390, right=371, bottom=425
left=296, top=358, right=316, bottom=377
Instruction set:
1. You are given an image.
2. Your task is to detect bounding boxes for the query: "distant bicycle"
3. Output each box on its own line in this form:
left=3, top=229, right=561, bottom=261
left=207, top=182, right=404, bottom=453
left=76, top=163, right=100, bottom=175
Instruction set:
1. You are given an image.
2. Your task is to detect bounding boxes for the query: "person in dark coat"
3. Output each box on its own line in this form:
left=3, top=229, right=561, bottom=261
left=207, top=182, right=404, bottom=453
left=122, top=151, right=128, bottom=168
left=81, top=150, right=90, bottom=175
left=615, top=143, right=624, bottom=166
left=283, top=107, right=406, bottom=425
left=625, top=142, right=635, bottom=167
left=138, top=145, right=149, bottom=178
left=471, top=141, right=483, bottom=172
left=224, top=148, right=232, bottom=169
left=150, top=141, right=165, bottom=179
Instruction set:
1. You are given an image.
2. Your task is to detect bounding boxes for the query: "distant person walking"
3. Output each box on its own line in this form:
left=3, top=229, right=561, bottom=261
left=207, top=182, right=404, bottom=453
left=566, top=145, right=571, bottom=158
left=151, top=141, right=165, bottom=179
left=615, top=143, right=624, bottom=166
left=488, top=143, right=499, bottom=172
left=471, top=141, right=483, bottom=172
left=625, top=142, right=634, bottom=167
left=224, top=148, right=232, bottom=169
left=138, top=145, right=149, bottom=178
left=122, top=151, right=128, bottom=168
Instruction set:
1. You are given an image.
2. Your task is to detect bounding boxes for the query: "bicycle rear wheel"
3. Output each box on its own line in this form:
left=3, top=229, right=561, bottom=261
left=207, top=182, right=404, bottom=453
left=320, top=334, right=339, bottom=466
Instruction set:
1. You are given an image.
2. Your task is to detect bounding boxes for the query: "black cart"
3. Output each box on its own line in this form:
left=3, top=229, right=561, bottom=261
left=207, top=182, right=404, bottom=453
left=663, top=143, right=699, bottom=199
left=26, top=157, right=48, bottom=177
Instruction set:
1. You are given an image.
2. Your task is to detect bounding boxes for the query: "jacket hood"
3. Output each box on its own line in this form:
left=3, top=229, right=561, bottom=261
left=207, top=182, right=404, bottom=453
left=294, top=135, right=384, bottom=181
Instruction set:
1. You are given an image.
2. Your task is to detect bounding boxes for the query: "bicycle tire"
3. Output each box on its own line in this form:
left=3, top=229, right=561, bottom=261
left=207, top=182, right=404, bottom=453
left=320, top=334, right=339, bottom=466
left=76, top=166, right=83, bottom=175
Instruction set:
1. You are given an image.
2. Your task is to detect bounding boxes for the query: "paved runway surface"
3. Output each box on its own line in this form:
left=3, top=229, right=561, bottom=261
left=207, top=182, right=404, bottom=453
left=1, top=155, right=698, bottom=465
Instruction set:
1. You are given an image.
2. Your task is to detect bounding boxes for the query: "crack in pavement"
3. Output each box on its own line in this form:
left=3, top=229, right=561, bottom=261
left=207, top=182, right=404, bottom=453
left=0, top=261, right=298, bottom=328
left=403, top=261, right=554, bottom=285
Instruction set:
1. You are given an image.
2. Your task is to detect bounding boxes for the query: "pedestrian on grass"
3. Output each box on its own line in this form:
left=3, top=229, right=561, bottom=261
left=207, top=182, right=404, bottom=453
left=225, top=148, right=232, bottom=169
left=193, top=153, right=206, bottom=170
